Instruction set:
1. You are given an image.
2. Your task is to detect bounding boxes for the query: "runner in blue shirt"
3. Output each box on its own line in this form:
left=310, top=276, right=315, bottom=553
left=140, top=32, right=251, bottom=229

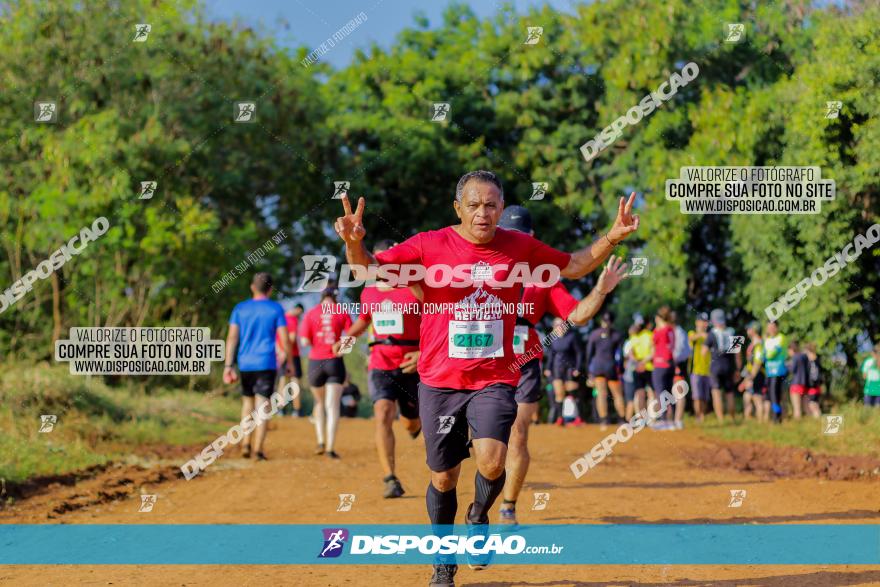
left=224, top=272, right=294, bottom=460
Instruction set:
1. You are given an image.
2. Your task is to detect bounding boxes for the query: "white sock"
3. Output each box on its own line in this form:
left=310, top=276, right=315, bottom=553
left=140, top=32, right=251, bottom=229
left=312, top=387, right=326, bottom=445
left=325, top=383, right=342, bottom=451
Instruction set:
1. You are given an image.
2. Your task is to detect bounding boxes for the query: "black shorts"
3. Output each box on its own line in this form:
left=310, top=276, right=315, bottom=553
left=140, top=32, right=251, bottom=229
left=711, top=369, right=736, bottom=393
left=633, top=370, right=652, bottom=391
left=651, top=366, right=675, bottom=395
left=418, top=382, right=517, bottom=472
left=308, top=357, right=346, bottom=387
left=746, top=373, right=766, bottom=395
left=551, top=358, right=578, bottom=382
left=516, top=358, right=543, bottom=404
left=368, top=368, right=419, bottom=420
left=691, top=374, right=712, bottom=401
left=291, top=356, right=303, bottom=378
left=241, top=369, right=276, bottom=398
left=589, top=361, right=619, bottom=382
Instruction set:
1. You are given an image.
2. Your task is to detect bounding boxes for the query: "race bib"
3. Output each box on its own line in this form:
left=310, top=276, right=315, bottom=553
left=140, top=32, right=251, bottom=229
left=448, top=320, right=504, bottom=359
left=372, top=311, right=404, bottom=335
left=513, top=325, right=528, bottom=355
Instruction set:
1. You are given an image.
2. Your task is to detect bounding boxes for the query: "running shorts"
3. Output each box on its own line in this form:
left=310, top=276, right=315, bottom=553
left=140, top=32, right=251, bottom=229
left=651, top=366, right=675, bottom=396
left=516, top=358, right=543, bottom=404
left=241, top=369, right=277, bottom=398
left=790, top=383, right=807, bottom=396
left=589, top=361, right=619, bottom=382
left=418, top=382, right=517, bottom=472
left=691, top=374, right=712, bottom=402
left=633, top=370, right=652, bottom=391
left=368, top=368, right=419, bottom=420
left=308, top=357, right=346, bottom=387
left=710, top=368, right=736, bottom=393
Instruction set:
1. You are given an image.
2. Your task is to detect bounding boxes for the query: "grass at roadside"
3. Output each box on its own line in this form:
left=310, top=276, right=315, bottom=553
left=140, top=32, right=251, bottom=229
left=696, top=402, right=880, bottom=458
left=0, top=363, right=239, bottom=484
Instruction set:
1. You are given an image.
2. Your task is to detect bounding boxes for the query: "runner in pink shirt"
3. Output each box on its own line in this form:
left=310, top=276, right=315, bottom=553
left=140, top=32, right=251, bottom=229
left=334, top=170, right=639, bottom=583
left=299, top=288, right=353, bottom=459
left=346, top=239, right=423, bottom=499
left=496, top=205, right=627, bottom=527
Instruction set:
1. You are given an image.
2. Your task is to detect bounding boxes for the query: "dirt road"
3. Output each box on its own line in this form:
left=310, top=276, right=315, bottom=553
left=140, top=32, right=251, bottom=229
left=2, top=417, right=879, bottom=586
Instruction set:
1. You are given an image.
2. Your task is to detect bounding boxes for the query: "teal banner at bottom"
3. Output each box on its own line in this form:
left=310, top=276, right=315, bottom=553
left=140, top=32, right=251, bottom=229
left=1, top=524, right=878, bottom=564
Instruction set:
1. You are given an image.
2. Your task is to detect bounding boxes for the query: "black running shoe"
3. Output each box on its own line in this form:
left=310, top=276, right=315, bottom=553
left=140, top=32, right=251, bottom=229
left=410, top=427, right=422, bottom=439
left=383, top=476, right=405, bottom=498
left=465, top=503, right=492, bottom=570
left=315, top=443, right=325, bottom=455
left=242, top=446, right=252, bottom=459
left=429, top=563, right=457, bottom=586
left=326, top=450, right=340, bottom=459
left=256, top=451, right=267, bottom=461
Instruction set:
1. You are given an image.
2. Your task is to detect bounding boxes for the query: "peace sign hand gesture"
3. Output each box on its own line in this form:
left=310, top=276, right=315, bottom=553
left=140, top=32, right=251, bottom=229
left=334, top=194, right=366, bottom=244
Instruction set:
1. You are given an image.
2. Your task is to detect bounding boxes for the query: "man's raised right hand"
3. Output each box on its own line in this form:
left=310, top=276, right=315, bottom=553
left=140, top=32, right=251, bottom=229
left=334, top=194, right=366, bottom=244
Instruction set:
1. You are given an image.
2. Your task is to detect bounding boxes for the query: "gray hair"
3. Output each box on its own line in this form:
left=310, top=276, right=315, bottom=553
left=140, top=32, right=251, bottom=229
left=455, top=170, right=504, bottom=202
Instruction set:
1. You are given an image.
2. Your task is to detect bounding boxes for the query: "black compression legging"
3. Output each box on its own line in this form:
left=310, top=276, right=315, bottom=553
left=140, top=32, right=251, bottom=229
left=767, top=376, right=785, bottom=422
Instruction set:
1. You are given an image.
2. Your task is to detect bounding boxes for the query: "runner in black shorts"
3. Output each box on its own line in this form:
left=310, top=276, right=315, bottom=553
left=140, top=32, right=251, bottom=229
left=335, top=173, right=639, bottom=585
left=347, top=239, right=423, bottom=498
left=300, top=288, right=353, bottom=459
left=224, top=273, right=294, bottom=461
left=497, top=206, right=627, bottom=525
left=545, top=317, right=584, bottom=425
left=586, top=312, right=625, bottom=428
left=705, top=309, right=741, bottom=423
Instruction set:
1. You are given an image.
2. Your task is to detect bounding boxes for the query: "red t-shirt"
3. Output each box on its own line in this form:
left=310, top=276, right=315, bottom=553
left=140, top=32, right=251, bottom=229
left=652, top=325, right=675, bottom=369
left=375, top=226, right=571, bottom=390
left=359, top=285, right=421, bottom=371
left=516, top=282, right=578, bottom=360
left=275, top=313, right=300, bottom=357
left=299, top=303, right=353, bottom=360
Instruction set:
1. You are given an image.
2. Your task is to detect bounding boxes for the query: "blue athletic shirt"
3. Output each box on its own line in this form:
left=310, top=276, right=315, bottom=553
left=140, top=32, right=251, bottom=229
left=229, top=298, right=287, bottom=372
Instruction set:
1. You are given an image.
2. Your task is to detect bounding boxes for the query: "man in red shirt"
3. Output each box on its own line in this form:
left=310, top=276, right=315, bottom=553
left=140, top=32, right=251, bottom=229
left=276, top=303, right=304, bottom=417
left=496, top=205, right=628, bottom=526
left=346, top=239, right=423, bottom=499
left=335, top=170, right=639, bottom=584
left=299, top=288, right=353, bottom=459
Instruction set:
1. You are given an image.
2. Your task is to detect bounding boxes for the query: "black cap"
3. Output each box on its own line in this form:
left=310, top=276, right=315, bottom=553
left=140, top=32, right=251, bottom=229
left=498, top=205, right=533, bottom=234
left=696, top=312, right=709, bottom=322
